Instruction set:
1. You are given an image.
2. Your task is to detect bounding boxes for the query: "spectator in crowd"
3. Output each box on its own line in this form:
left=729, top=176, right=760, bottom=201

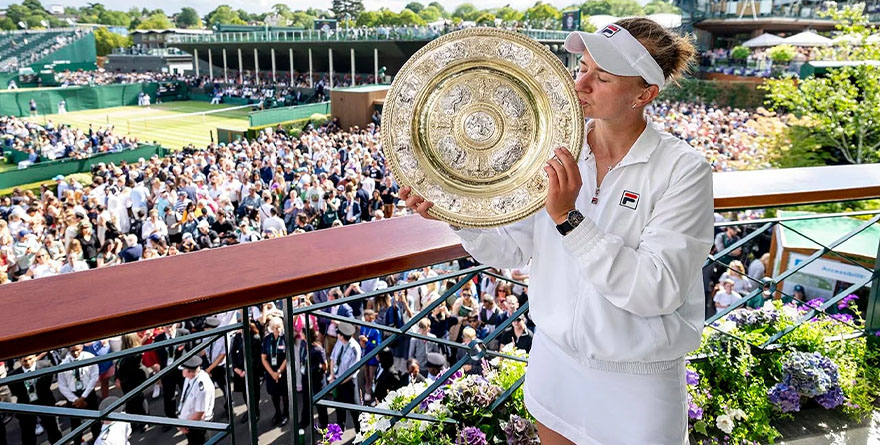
left=714, top=278, right=742, bottom=311
left=261, top=316, right=289, bottom=427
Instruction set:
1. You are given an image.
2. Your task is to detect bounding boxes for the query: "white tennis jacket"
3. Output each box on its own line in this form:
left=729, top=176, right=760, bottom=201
left=456, top=119, right=714, bottom=373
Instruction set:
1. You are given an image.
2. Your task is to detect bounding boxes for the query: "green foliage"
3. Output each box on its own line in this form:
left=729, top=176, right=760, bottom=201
left=580, top=16, right=597, bottom=32
left=580, top=0, right=644, bottom=16
left=175, top=7, right=202, bottom=29
left=398, top=8, right=426, bottom=25
left=762, top=65, right=880, bottom=164
left=643, top=0, right=680, bottom=14
left=418, top=6, right=442, bottom=22
left=731, top=45, right=750, bottom=60
left=404, top=2, right=425, bottom=13
left=658, top=78, right=767, bottom=109
left=0, top=18, right=16, bottom=30
left=475, top=12, right=496, bottom=26
left=496, top=6, right=524, bottom=25
left=136, top=12, right=172, bottom=29
left=288, top=11, right=315, bottom=29
left=452, top=3, right=481, bottom=21
left=206, top=5, right=247, bottom=26
left=93, top=26, right=131, bottom=56
left=524, top=1, right=561, bottom=29
left=767, top=44, right=796, bottom=63
left=98, top=10, right=132, bottom=27
left=332, top=0, right=365, bottom=20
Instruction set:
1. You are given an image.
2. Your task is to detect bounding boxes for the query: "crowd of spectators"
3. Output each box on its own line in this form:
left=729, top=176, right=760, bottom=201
left=1, top=115, right=139, bottom=162
left=647, top=100, right=773, bottom=171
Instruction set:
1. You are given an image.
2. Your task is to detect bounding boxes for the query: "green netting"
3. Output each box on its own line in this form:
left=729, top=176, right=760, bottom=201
left=0, top=82, right=187, bottom=117
left=0, top=145, right=168, bottom=189
left=248, top=102, right=330, bottom=127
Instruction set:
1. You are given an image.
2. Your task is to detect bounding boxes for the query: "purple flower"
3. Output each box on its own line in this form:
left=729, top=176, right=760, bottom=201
left=768, top=383, right=801, bottom=412
left=831, top=313, right=853, bottom=323
left=457, top=426, right=487, bottom=445
left=687, top=393, right=703, bottom=420
left=837, top=294, right=858, bottom=310
left=806, top=298, right=824, bottom=309
left=502, top=415, right=540, bottom=445
left=420, top=388, right=446, bottom=411
left=324, top=424, right=343, bottom=442
left=686, top=369, right=700, bottom=386
left=816, top=386, right=845, bottom=409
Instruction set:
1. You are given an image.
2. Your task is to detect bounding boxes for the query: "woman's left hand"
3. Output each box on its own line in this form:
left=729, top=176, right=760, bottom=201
left=544, top=147, right=582, bottom=225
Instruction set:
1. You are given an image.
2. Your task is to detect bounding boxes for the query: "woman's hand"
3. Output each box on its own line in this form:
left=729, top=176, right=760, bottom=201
left=399, top=186, right=436, bottom=220
left=544, top=147, right=582, bottom=225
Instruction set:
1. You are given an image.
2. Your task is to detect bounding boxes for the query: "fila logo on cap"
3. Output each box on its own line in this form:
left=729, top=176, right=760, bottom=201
left=601, top=24, right=621, bottom=38
left=620, top=190, right=639, bottom=210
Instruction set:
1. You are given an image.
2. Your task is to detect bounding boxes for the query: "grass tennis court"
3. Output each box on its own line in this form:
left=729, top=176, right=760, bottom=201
left=27, top=101, right=252, bottom=150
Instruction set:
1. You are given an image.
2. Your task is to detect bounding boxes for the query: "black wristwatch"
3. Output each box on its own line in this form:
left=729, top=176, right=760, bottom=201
left=556, top=209, right=584, bottom=236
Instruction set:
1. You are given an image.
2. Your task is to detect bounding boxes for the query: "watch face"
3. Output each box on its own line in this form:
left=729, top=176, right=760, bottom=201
left=568, top=210, right=584, bottom=226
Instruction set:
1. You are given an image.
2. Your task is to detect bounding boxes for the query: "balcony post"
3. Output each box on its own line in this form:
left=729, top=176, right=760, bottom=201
left=289, top=48, right=294, bottom=84
left=207, top=48, right=213, bottom=81
left=374, top=48, right=378, bottom=84
left=193, top=48, right=199, bottom=77
left=283, top=297, right=301, bottom=443
left=240, top=308, right=261, bottom=443
left=866, top=236, right=880, bottom=352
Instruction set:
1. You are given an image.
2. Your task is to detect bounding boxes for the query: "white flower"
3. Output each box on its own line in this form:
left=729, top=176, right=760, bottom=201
left=730, top=408, right=748, bottom=420
left=718, top=320, right=737, bottom=333
left=716, top=414, right=735, bottom=434
left=376, top=417, right=392, bottom=431
left=353, top=432, right=364, bottom=443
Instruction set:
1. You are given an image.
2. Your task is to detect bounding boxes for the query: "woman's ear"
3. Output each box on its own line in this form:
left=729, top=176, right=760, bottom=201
left=636, top=84, right=660, bottom=107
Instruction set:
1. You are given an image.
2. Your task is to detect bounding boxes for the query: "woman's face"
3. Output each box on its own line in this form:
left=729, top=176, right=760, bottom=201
left=574, top=51, right=647, bottom=120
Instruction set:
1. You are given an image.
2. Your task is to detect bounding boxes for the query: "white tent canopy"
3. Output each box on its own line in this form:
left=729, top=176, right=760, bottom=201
left=742, top=33, right=784, bottom=47
left=783, top=30, right=832, bottom=47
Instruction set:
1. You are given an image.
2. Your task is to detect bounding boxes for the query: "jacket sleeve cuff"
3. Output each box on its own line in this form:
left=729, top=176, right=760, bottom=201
left=561, top=216, right=603, bottom=258
left=453, top=227, right=483, bottom=243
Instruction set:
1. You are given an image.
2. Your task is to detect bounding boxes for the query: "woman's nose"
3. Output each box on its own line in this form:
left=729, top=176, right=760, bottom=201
left=574, top=73, right=592, bottom=93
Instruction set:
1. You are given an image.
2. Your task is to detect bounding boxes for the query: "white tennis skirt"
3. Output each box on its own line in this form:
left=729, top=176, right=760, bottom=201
left=523, top=332, right=688, bottom=445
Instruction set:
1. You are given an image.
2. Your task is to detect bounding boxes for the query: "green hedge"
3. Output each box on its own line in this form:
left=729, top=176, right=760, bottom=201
left=1, top=144, right=168, bottom=189
left=659, top=78, right=768, bottom=109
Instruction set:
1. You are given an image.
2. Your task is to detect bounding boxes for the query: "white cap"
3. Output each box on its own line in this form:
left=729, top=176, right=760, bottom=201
left=564, top=24, right=666, bottom=90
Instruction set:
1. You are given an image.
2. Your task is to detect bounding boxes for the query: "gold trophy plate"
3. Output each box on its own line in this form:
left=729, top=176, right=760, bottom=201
left=383, top=28, right=583, bottom=228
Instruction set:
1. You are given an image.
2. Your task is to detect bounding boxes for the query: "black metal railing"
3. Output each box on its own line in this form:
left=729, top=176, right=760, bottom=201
left=0, top=204, right=878, bottom=444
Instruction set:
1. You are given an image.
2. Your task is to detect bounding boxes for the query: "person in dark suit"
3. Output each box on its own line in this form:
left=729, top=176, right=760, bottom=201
left=404, top=359, right=426, bottom=385
left=153, top=323, right=192, bottom=428
left=8, top=354, right=62, bottom=445
left=372, top=349, right=402, bottom=403
left=230, top=322, right=262, bottom=424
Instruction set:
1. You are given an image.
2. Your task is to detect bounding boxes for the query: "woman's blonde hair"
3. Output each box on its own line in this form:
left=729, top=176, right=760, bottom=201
left=616, top=18, right=696, bottom=85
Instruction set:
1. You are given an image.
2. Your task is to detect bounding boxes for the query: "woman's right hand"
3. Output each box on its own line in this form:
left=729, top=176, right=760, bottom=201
left=399, top=186, right=436, bottom=221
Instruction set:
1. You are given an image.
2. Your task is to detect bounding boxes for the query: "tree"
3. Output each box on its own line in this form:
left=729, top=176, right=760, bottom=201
left=609, top=0, right=644, bottom=16
left=206, top=5, right=246, bottom=26
left=580, top=16, right=597, bottom=32
left=175, top=7, right=202, bottom=28
left=331, top=0, right=364, bottom=20
left=0, top=18, right=15, bottom=30
left=398, top=8, right=426, bottom=25
left=475, top=12, right=496, bottom=26
left=418, top=6, right=442, bottom=22
left=452, top=3, right=481, bottom=21
left=761, top=3, right=880, bottom=165
left=428, top=1, right=447, bottom=15
left=643, top=0, right=680, bottom=14
left=93, top=26, right=131, bottom=56
left=405, top=2, right=425, bottom=13
left=289, top=11, right=315, bottom=29
left=730, top=45, right=750, bottom=60
left=98, top=10, right=131, bottom=27
left=496, top=6, right=524, bottom=25
left=356, top=10, right=381, bottom=27
left=136, top=12, right=172, bottom=29
left=272, top=3, right=292, bottom=18
left=524, top=2, right=560, bottom=29
left=581, top=0, right=613, bottom=16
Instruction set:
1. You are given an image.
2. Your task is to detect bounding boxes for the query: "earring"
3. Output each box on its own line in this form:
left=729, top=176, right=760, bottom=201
left=631, top=104, right=638, bottom=109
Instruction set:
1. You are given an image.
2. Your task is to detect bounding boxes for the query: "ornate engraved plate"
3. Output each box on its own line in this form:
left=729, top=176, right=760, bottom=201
left=383, top=28, right=583, bottom=228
